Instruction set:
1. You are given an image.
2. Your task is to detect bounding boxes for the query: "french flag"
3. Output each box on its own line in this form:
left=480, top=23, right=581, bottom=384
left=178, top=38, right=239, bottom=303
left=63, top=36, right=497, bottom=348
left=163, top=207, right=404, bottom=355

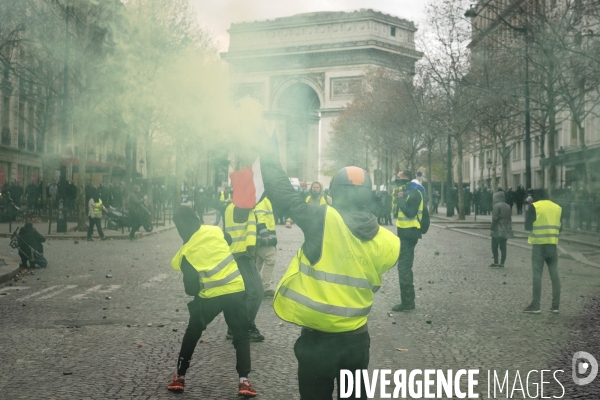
left=229, top=158, right=265, bottom=209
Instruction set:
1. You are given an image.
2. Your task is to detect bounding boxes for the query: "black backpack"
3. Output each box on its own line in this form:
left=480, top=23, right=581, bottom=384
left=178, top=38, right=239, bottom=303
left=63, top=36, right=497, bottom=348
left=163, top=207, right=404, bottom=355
left=417, top=192, right=430, bottom=234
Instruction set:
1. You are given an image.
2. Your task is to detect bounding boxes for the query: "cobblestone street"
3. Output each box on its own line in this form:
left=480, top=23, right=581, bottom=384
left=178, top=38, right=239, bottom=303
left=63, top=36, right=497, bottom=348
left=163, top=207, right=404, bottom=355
left=0, top=221, right=599, bottom=399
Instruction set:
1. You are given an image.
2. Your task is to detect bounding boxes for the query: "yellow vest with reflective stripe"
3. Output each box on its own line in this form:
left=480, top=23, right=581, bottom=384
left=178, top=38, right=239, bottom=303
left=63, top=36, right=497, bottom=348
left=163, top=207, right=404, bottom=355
left=274, top=207, right=400, bottom=333
left=92, top=199, right=103, bottom=218
left=396, top=191, right=423, bottom=229
left=528, top=200, right=562, bottom=245
left=224, top=203, right=257, bottom=254
left=306, top=195, right=327, bottom=206
left=171, top=225, right=245, bottom=298
left=219, top=191, right=231, bottom=202
left=254, top=197, right=276, bottom=241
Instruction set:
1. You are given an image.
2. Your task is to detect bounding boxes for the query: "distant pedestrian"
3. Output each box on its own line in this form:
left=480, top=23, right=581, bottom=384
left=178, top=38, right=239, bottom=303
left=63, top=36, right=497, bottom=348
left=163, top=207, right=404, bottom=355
left=523, top=189, right=562, bottom=314
left=490, top=191, right=513, bottom=268
left=128, top=185, right=144, bottom=240
left=432, top=190, right=440, bottom=214
left=87, top=193, right=107, bottom=241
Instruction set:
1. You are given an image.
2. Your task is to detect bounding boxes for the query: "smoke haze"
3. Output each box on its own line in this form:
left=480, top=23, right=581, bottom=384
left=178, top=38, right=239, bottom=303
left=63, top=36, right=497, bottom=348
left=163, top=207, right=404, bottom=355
left=189, top=0, right=427, bottom=51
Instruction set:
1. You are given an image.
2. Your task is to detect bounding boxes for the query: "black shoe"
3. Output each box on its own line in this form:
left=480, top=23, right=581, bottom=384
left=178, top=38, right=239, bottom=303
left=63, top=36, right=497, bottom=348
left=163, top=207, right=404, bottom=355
left=87, top=238, right=93, bottom=241
left=497, top=263, right=505, bottom=268
left=100, top=237, right=107, bottom=241
left=523, top=304, right=541, bottom=314
left=489, top=263, right=499, bottom=268
left=392, top=303, right=415, bottom=312
left=249, top=329, right=265, bottom=342
left=263, top=289, right=276, bottom=298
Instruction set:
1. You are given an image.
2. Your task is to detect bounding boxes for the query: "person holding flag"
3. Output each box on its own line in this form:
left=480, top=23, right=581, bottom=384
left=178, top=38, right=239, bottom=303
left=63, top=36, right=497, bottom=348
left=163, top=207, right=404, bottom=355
left=244, top=135, right=400, bottom=399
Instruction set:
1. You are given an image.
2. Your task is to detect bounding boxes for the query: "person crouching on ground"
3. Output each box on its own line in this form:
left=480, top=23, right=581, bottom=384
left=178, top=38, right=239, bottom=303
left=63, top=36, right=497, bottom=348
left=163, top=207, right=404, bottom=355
left=167, top=206, right=257, bottom=397
left=490, top=190, right=513, bottom=268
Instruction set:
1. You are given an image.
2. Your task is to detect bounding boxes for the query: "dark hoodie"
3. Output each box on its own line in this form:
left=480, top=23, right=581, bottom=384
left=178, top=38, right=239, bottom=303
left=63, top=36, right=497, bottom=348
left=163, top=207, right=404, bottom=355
left=260, top=159, right=379, bottom=264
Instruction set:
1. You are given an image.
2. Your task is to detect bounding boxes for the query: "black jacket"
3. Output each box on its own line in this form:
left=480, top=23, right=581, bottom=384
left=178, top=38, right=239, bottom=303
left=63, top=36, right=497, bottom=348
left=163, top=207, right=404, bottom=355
left=260, top=159, right=379, bottom=264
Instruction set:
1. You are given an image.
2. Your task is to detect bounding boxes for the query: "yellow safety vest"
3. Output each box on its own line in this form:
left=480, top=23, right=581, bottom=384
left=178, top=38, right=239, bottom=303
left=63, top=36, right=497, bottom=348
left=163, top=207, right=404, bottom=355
left=171, top=225, right=245, bottom=298
left=306, top=195, right=327, bottom=206
left=396, top=191, right=424, bottom=229
left=219, top=191, right=231, bottom=202
left=224, top=203, right=257, bottom=254
left=93, top=199, right=103, bottom=218
left=274, top=206, right=400, bottom=333
left=254, top=197, right=276, bottom=242
left=528, top=200, right=562, bottom=245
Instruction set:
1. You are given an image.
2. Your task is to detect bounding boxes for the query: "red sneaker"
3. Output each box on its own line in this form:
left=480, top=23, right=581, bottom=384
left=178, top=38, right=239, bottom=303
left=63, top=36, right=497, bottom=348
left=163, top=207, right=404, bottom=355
left=238, top=380, right=257, bottom=397
left=167, top=374, right=185, bottom=392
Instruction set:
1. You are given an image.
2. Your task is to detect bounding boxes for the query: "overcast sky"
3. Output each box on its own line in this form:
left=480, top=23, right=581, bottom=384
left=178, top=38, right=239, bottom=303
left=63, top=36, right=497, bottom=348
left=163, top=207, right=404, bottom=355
left=189, top=1, right=428, bottom=52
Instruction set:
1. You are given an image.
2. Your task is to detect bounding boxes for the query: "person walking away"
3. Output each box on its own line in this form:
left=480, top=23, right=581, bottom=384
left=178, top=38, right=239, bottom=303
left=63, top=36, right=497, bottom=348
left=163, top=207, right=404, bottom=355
left=87, top=192, right=107, bottom=241
left=393, top=170, right=426, bottom=312
left=167, top=206, right=257, bottom=396
left=490, top=191, right=513, bottom=268
left=128, top=185, right=144, bottom=240
left=506, top=187, right=515, bottom=212
left=214, top=186, right=232, bottom=227
left=219, top=202, right=264, bottom=342
left=523, top=189, right=562, bottom=314
left=17, top=222, right=47, bottom=268
left=515, top=185, right=525, bottom=215
left=432, top=190, right=440, bottom=214
left=253, top=196, right=277, bottom=297
left=259, top=158, right=400, bottom=400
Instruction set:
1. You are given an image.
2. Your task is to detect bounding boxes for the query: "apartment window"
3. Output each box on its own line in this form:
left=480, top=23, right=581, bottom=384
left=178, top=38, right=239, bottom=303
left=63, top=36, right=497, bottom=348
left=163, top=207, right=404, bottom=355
left=534, top=136, right=540, bottom=155
left=390, top=27, right=396, bottom=36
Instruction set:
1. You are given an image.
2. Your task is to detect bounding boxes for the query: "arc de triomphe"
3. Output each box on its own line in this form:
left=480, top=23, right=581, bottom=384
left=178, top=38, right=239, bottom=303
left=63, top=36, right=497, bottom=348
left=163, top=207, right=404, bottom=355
left=222, top=9, right=421, bottom=186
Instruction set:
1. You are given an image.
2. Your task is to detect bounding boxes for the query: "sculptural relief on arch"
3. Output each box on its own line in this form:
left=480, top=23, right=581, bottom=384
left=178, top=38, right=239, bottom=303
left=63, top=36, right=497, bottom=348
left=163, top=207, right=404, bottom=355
left=222, top=9, right=422, bottom=187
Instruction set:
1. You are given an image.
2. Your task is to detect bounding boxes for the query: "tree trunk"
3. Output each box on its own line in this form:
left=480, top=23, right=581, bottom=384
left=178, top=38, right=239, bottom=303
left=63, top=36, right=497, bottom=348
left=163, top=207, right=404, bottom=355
left=76, top=138, right=88, bottom=230
left=479, top=146, right=485, bottom=189
left=492, top=137, right=498, bottom=191
left=145, top=130, right=153, bottom=208
left=457, top=138, right=465, bottom=221
left=427, top=150, right=433, bottom=212
left=547, top=76, right=557, bottom=196
left=502, top=144, right=509, bottom=191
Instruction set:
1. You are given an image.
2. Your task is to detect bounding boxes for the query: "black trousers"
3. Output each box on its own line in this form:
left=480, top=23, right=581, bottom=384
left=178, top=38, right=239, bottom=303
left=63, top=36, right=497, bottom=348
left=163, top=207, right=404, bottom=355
left=87, top=217, right=104, bottom=239
left=491, top=237, right=507, bottom=264
left=396, top=234, right=419, bottom=305
left=129, top=215, right=142, bottom=238
left=295, top=329, right=370, bottom=400
left=235, top=256, right=264, bottom=331
left=178, top=292, right=251, bottom=377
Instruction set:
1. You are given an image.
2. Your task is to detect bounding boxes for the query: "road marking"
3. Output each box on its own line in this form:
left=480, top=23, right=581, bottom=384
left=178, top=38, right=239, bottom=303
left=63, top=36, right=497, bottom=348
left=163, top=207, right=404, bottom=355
left=18, top=286, right=59, bottom=300
left=71, top=285, right=121, bottom=300
left=37, top=285, right=78, bottom=300
left=141, top=273, right=169, bottom=288
left=0, top=286, right=30, bottom=295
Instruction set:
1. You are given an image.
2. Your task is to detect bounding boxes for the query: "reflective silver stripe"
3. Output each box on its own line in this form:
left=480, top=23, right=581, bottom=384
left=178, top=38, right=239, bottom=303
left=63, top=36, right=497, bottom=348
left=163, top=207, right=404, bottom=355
left=199, top=255, right=235, bottom=278
left=530, top=233, right=560, bottom=238
left=397, top=217, right=418, bottom=221
left=230, top=234, right=256, bottom=242
left=279, top=286, right=372, bottom=317
left=532, top=225, right=560, bottom=230
left=255, top=210, right=274, bottom=215
left=203, top=269, right=241, bottom=289
left=300, top=262, right=379, bottom=292
left=225, top=223, right=256, bottom=232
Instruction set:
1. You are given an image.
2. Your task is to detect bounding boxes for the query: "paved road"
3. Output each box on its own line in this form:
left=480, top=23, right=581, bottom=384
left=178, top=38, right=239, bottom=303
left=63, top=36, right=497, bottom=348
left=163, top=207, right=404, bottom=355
left=0, top=222, right=599, bottom=399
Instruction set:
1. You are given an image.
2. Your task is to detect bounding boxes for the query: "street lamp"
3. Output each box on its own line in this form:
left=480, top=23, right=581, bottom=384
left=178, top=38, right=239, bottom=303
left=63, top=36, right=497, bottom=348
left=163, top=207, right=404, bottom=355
left=558, top=146, right=565, bottom=189
left=486, top=158, right=492, bottom=188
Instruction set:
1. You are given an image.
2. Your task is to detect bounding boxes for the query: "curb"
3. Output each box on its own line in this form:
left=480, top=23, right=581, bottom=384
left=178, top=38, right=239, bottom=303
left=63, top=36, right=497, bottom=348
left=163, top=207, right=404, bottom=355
left=0, top=257, right=21, bottom=285
left=0, top=225, right=176, bottom=240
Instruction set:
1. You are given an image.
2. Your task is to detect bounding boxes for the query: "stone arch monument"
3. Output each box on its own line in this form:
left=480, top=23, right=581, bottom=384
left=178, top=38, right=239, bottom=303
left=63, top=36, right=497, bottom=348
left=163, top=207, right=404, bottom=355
left=222, top=9, right=422, bottom=186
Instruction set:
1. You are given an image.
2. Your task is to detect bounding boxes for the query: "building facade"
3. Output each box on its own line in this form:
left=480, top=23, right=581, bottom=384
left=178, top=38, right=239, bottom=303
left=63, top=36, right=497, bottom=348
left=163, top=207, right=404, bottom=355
left=222, top=9, right=421, bottom=186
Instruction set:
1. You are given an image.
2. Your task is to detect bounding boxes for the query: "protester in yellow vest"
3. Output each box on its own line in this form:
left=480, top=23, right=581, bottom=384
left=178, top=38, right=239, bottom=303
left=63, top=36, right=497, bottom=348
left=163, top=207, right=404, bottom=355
left=260, top=157, right=400, bottom=399
left=87, top=192, right=107, bottom=241
left=523, top=188, right=562, bottom=314
left=167, top=206, right=257, bottom=397
left=254, top=197, right=278, bottom=297
left=285, top=182, right=332, bottom=228
left=220, top=202, right=265, bottom=342
left=393, top=170, right=426, bottom=312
